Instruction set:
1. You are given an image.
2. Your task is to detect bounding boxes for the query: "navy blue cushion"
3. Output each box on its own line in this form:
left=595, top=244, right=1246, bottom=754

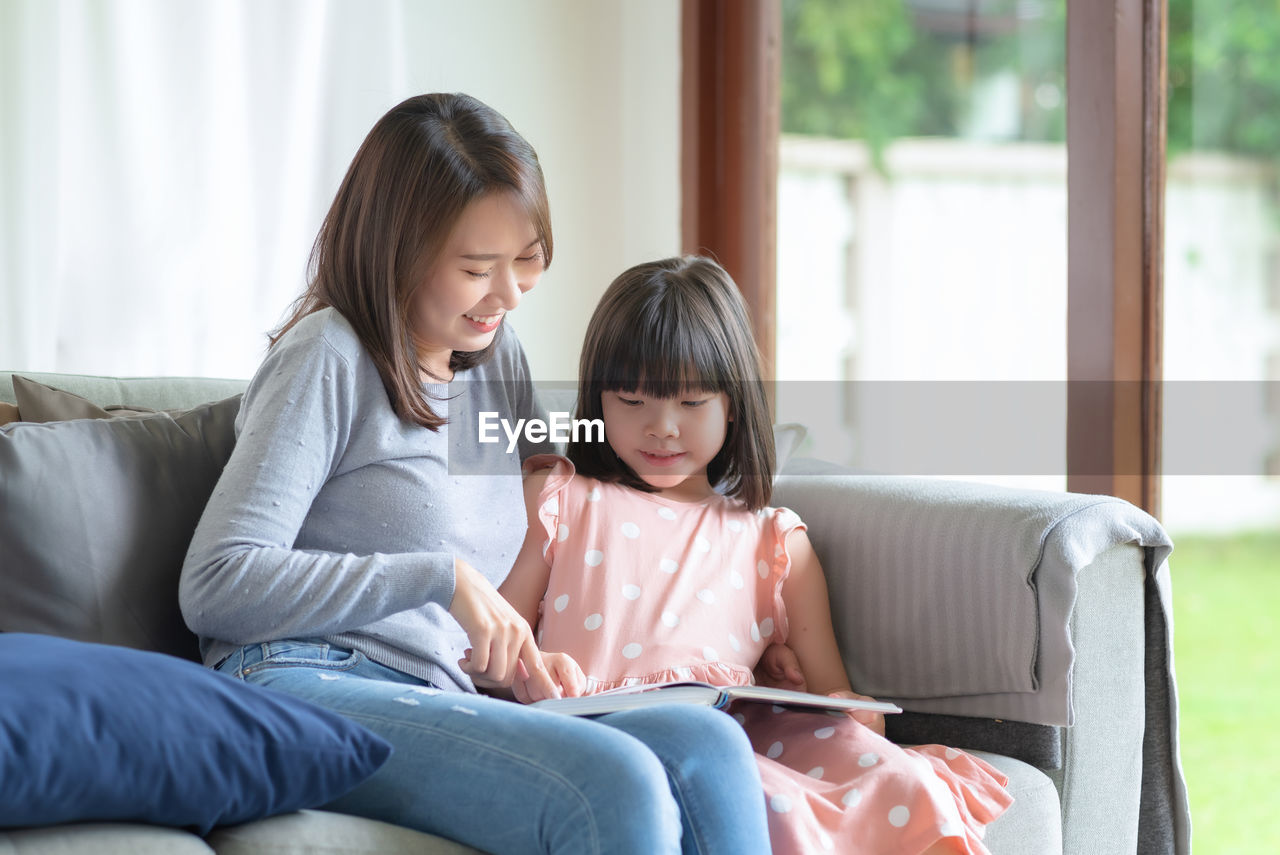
left=0, top=633, right=392, bottom=833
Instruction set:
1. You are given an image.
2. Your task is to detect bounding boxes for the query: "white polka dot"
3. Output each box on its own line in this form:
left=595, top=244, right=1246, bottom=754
left=622, top=584, right=642, bottom=600
left=757, top=559, right=769, bottom=579
left=543, top=497, right=559, bottom=514
left=766, top=741, right=784, bottom=759
left=694, top=535, right=711, bottom=552
left=842, top=789, right=862, bottom=808
left=586, top=488, right=601, bottom=502
left=657, top=507, right=677, bottom=520
left=814, top=726, right=835, bottom=739
left=775, top=544, right=785, bottom=557
left=451, top=705, right=479, bottom=716
left=729, top=570, right=744, bottom=589
left=317, top=673, right=342, bottom=681
left=584, top=550, right=604, bottom=567
left=888, top=806, right=910, bottom=827
left=939, top=819, right=965, bottom=837
left=750, top=622, right=762, bottom=642
left=697, top=589, right=717, bottom=604
left=659, top=558, right=680, bottom=574
left=858, top=752, right=879, bottom=767
left=556, top=524, right=570, bottom=542
left=621, top=522, right=640, bottom=539
left=727, top=519, right=744, bottom=532
left=733, top=713, right=747, bottom=726
left=553, top=594, right=569, bottom=612
left=702, top=646, right=719, bottom=661
left=772, top=705, right=785, bottom=714
left=393, top=696, right=420, bottom=706
left=945, top=747, right=961, bottom=760
left=622, top=643, right=643, bottom=659
left=661, top=611, right=680, bottom=627
left=584, top=613, right=604, bottom=631
left=769, top=794, right=793, bottom=814
left=760, top=617, right=775, bottom=637
left=819, top=831, right=834, bottom=851
left=807, top=766, right=825, bottom=779
left=728, top=633, right=741, bottom=652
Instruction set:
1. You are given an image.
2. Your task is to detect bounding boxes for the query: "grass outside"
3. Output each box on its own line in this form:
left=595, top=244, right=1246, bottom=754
left=1169, top=530, right=1280, bottom=854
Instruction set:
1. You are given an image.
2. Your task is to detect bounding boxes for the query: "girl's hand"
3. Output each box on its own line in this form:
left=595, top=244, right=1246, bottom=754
left=754, top=643, right=807, bottom=692
left=449, top=558, right=559, bottom=698
left=828, top=689, right=886, bottom=737
left=513, top=651, right=586, bottom=704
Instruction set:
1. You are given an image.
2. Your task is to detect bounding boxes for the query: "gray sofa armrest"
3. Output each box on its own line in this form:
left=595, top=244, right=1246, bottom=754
left=773, top=462, right=1189, bottom=854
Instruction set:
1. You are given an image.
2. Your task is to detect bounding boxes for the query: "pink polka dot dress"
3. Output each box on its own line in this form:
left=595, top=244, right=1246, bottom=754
left=527, top=455, right=1012, bottom=854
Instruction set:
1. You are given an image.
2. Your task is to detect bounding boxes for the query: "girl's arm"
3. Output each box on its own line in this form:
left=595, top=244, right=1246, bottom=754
left=497, top=467, right=555, bottom=629
left=779, top=528, right=886, bottom=735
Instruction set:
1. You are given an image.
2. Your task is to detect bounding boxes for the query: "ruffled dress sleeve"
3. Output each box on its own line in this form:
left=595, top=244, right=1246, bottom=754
left=762, top=506, right=807, bottom=648
left=521, top=453, right=575, bottom=567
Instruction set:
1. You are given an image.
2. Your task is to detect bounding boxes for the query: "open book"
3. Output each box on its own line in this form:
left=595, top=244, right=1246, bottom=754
left=530, top=681, right=903, bottom=717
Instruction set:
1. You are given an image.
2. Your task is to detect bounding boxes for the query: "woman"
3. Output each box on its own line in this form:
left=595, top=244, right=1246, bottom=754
left=179, top=93, right=769, bottom=855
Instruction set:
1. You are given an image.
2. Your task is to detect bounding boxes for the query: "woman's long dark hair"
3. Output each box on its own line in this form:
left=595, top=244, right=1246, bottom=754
left=271, top=93, right=552, bottom=429
left=568, top=256, right=776, bottom=510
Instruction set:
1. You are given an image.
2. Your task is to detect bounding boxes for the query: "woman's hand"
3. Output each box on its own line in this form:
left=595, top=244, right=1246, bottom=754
left=513, top=651, right=586, bottom=704
left=754, top=643, right=807, bottom=692
left=827, top=689, right=886, bottom=737
left=449, top=558, right=559, bottom=698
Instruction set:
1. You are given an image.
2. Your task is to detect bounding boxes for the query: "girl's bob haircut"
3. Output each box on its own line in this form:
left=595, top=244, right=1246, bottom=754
left=272, top=92, right=552, bottom=430
left=568, top=255, right=775, bottom=510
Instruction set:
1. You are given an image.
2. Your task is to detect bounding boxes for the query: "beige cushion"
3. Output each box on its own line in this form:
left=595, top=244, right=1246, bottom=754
left=204, top=810, right=485, bottom=855
left=11, top=375, right=160, bottom=422
left=0, top=823, right=214, bottom=854
left=0, top=402, right=19, bottom=427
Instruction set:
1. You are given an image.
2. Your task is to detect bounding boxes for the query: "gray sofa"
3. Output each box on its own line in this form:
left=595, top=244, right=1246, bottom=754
left=0, top=372, right=1190, bottom=855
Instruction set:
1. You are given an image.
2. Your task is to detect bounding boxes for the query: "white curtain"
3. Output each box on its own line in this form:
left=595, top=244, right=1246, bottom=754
left=1, top=0, right=412, bottom=379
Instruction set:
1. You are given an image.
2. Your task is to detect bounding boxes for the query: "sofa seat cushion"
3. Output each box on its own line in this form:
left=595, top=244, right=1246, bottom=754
left=970, top=751, right=1062, bottom=855
left=0, top=823, right=215, bottom=855
left=204, top=810, right=485, bottom=855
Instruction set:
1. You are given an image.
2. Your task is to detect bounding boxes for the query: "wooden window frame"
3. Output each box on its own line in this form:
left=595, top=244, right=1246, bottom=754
left=682, top=0, right=1167, bottom=516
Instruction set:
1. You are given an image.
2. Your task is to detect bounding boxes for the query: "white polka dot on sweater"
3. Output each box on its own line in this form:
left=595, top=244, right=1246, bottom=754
left=728, top=633, right=741, bottom=652
left=660, top=558, right=679, bottom=574
left=657, top=507, right=677, bottom=520
left=702, top=646, right=719, bottom=661
left=757, top=560, right=769, bottom=579
left=584, top=613, right=604, bottom=631
left=694, top=536, right=711, bottom=553
left=770, top=795, right=793, bottom=814
left=766, top=741, right=784, bottom=759
left=622, top=643, right=643, bottom=659
left=586, top=488, right=601, bottom=502
left=814, top=726, right=835, bottom=739
left=621, top=522, right=640, bottom=539
left=727, top=519, right=744, bottom=532
left=888, top=806, right=910, bottom=827
left=842, top=789, right=862, bottom=808
left=557, top=524, right=570, bottom=542
left=553, top=594, right=569, bottom=612
left=945, top=747, right=961, bottom=760
left=661, top=612, right=680, bottom=627
left=760, top=618, right=775, bottom=637
left=543, top=497, right=558, bottom=514
left=622, top=584, right=642, bottom=600
left=750, top=622, right=762, bottom=643
left=807, top=767, right=824, bottom=779
left=729, top=570, right=744, bottom=589
left=697, top=589, right=716, bottom=604
left=858, top=753, right=879, bottom=767
left=585, top=550, right=604, bottom=567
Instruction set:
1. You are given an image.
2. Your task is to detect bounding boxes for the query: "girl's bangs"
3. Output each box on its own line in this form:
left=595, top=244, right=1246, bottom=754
left=598, top=308, right=731, bottom=398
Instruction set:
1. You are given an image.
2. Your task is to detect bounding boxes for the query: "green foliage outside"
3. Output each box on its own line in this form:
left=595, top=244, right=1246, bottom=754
left=781, top=0, right=1280, bottom=160
left=1170, top=531, right=1280, bottom=853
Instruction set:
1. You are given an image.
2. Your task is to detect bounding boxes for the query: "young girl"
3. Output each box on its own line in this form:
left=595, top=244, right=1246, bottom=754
left=501, top=256, right=1013, bottom=854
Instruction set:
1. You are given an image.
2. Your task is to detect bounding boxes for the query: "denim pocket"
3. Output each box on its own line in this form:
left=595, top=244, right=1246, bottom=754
left=242, top=638, right=364, bottom=677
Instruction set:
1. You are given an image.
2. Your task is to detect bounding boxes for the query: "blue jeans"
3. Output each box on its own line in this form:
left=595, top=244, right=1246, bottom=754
left=216, top=640, right=769, bottom=855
